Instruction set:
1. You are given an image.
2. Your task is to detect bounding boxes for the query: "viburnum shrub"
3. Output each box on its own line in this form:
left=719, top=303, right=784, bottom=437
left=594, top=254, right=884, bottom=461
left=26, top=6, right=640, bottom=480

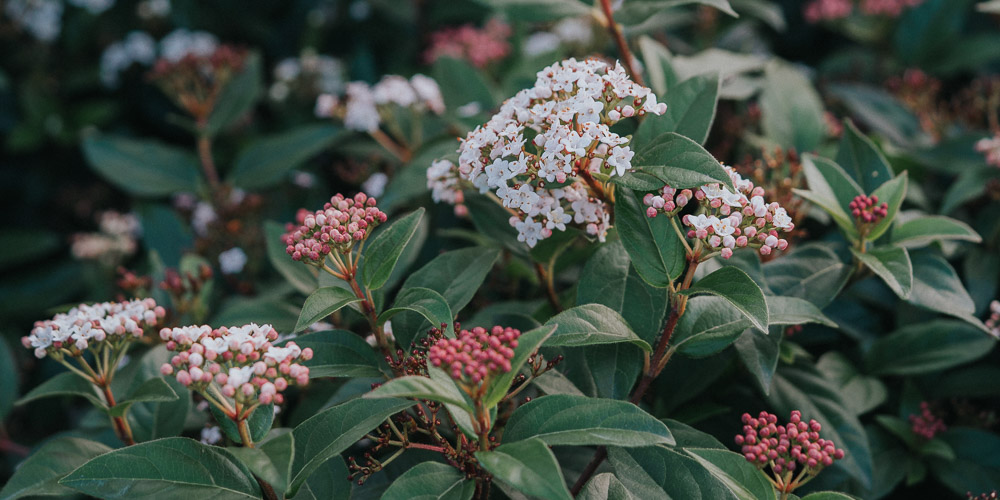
left=6, top=1, right=1000, bottom=500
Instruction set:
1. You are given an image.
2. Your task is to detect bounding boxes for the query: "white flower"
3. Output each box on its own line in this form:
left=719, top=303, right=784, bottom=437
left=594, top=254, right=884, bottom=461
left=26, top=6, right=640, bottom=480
left=373, top=75, right=418, bottom=108
left=410, top=74, right=445, bottom=115
left=200, top=426, right=222, bottom=445
left=218, top=247, right=248, bottom=275
left=772, top=207, right=793, bottom=230
left=515, top=219, right=544, bottom=247
left=362, top=172, right=388, bottom=198
left=606, top=146, right=634, bottom=177
left=228, top=366, right=254, bottom=388
left=343, top=82, right=380, bottom=132
left=686, top=214, right=716, bottom=231
left=545, top=206, right=571, bottom=231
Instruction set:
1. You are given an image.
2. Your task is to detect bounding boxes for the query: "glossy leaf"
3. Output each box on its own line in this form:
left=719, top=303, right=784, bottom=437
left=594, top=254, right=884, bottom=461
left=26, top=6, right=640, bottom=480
left=0, top=437, right=111, bottom=500
left=543, top=304, right=651, bottom=351
left=578, top=473, right=637, bottom=500
left=906, top=249, right=979, bottom=325
left=361, top=208, right=425, bottom=291
left=229, top=125, right=341, bottom=189
left=680, top=266, right=768, bottom=332
left=866, top=172, right=908, bottom=241
left=380, top=462, right=474, bottom=500
left=294, top=287, right=361, bottom=333
left=816, top=352, right=887, bottom=416
left=836, top=119, right=894, bottom=193
left=865, top=320, right=995, bottom=376
left=82, top=134, right=200, bottom=197
left=284, top=329, right=382, bottom=378
left=607, top=446, right=746, bottom=499
left=378, top=287, right=453, bottom=335
left=634, top=74, right=720, bottom=146
left=763, top=244, right=852, bottom=308
left=401, top=247, right=500, bottom=312
left=503, top=394, right=673, bottom=446
left=228, top=430, right=295, bottom=495
left=128, top=345, right=191, bottom=442
left=288, top=398, right=414, bottom=496
left=475, top=438, right=572, bottom=500
left=107, top=377, right=178, bottom=417
left=890, top=215, right=981, bottom=248
left=616, top=188, right=687, bottom=287
left=16, top=372, right=105, bottom=409
left=626, top=132, right=734, bottom=190
left=684, top=448, right=778, bottom=500
left=365, top=374, right=472, bottom=412
left=60, top=437, right=261, bottom=499
left=852, top=246, right=912, bottom=299
left=211, top=403, right=275, bottom=445
left=483, top=324, right=557, bottom=408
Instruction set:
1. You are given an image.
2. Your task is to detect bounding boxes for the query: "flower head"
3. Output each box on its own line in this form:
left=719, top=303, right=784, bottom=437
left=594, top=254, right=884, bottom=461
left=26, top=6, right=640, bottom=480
left=735, top=410, right=844, bottom=493
left=909, top=401, right=947, bottom=439
left=976, top=134, right=1000, bottom=168
left=22, top=298, right=165, bottom=359
left=282, top=192, right=387, bottom=263
left=428, top=326, right=520, bottom=384
left=849, top=194, right=888, bottom=224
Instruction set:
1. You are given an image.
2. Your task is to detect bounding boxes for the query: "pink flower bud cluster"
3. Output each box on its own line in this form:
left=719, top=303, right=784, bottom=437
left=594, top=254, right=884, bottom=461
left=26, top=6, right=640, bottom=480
left=433, top=57, right=667, bottom=248
left=735, top=411, right=845, bottom=475
left=849, top=194, right=888, bottom=224
left=23, top=298, right=165, bottom=359
left=282, top=193, right=387, bottom=263
left=803, top=0, right=852, bottom=23
left=647, top=165, right=793, bottom=258
left=860, top=0, right=923, bottom=17
left=968, top=491, right=999, bottom=500
left=986, top=300, right=1000, bottom=339
left=909, top=401, right=947, bottom=439
left=976, top=134, right=1000, bottom=168
left=159, top=323, right=313, bottom=406
left=428, top=326, right=520, bottom=384
left=424, top=19, right=511, bottom=69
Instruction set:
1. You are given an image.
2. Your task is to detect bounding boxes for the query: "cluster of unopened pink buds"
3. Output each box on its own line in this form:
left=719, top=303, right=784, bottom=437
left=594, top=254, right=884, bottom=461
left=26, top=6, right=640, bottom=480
left=423, top=19, right=511, bottom=69
left=859, top=0, right=923, bottom=17
left=159, top=323, right=313, bottom=409
left=803, top=0, right=852, bottom=23
left=23, top=298, right=165, bottom=360
left=968, top=491, right=999, bottom=500
left=645, top=165, right=793, bottom=258
left=909, top=401, right=947, bottom=439
left=986, top=300, right=1000, bottom=339
left=430, top=57, right=667, bottom=247
left=428, top=326, right=520, bottom=385
left=850, top=194, right=888, bottom=225
left=735, top=411, right=844, bottom=495
left=282, top=193, right=387, bottom=264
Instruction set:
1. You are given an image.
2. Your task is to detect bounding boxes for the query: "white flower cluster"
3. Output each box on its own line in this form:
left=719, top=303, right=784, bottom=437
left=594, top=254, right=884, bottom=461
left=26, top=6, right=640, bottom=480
left=645, top=165, right=794, bottom=258
left=4, top=0, right=62, bottom=42
left=71, top=211, right=142, bottom=263
left=159, top=28, right=219, bottom=63
left=522, top=17, right=594, bottom=56
left=315, top=74, right=445, bottom=132
left=975, top=134, right=1000, bottom=168
left=67, top=0, right=115, bottom=14
left=432, top=57, right=666, bottom=247
left=427, top=159, right=466, bottom=215
left=22, top=298, right=165, bottom=358
left=99, top=28, right=219, bottom=88
left=269, top=50, right=345, bottom=102
left=159, top=323, right=312, bottom=406
left=218, top=247, right=248, bottom=275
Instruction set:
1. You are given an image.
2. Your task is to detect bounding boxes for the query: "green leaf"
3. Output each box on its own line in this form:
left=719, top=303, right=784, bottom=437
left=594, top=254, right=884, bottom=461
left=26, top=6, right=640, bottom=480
left=432, top=57, right=495, bottom=122
left=211, top=403, right=275, bottom=445
left=127, top=346, right=191, bottom=442
left=827, top=83, right=929, bottom=148
left=577, top=240, right=668, bottom=344
left=865, top=319, right=995, bottom=376
left=906, top=249, right=979, bottom=324
left=503, top=394, right=673, bottom=446
left=381, top=462, right=474, bottom=500
left=543, top=304, right=651, bottom=351
left=928, top=428, right=1000, bottom=497
left=82, top=134, right=201, bottom=197
left=836, top=119, right=895, bottom=193
left=852, top=246, right=912, bottom=299
left=639, top=36, right=677, bottom=97
left=578, top=473, right=637, bottom=500
left=229, top=125, right=341, bottom=189
left=288, top=398, right=414, bottom=496
left=0, top=437, right=112, bottom=500
left=378, top=287, right=453, bottom=334
left=465, top=193, right=524, bottom=254
left=766, top=364, right=873, bottom=488
left=228, top=430, right=295, bottom=495
left=634, top=74, right=720, bottom=146
left=283, top=330, right=382, bottom=378
left=615, top=188, right=686, bottom=287
left=607, top=446, right=747, bottom=499
left=680, top=266, right=768, bottom=332
left=767, top=296, right=837, bottom=327
left=684, top=448, right=778, bottom=500
left=107, top=377, right=178, bottom=417
left=866, top=171, right=908, bottom=241
left=800, top=493, right=860, bottom=500
left=759, top=60, right=825, bottom=153
left=206, top=53, right=262, bottom=134
left=16, top=371, right=105, bottom=409
left=290, top=456, right=350, bottom=500
left=483, top=324, right=557, bottom=408
left=627, top=132, right=734, bottom=190
left=816, top=352, right=887, bottom=416
left=475, top=438, right=572, bottom=500
left=890, top=215, right=981, bottom=248
left=365, top=375, right=473, bottom=412
left=60, top=437, right=262, bottom=499
left=265, top=221, right=317, bottom=295
left=734, top=327, right=782, bottom=394
left=294, top=287, right=361, bottom=333
left=362, top=208, right=425, bottom=291
left=794, top=155, right=863, bottom=239
left=673, top=295, right=753, bottom=357
left=0, top=336, right=17, bottom=420
left=0, top=229, right=60, bottom=271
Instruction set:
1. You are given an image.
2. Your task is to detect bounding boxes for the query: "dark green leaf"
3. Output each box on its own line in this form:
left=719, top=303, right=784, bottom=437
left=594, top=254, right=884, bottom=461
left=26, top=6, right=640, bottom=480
left=228, top=430, right=295, bottom=495
left=866, top=172, right=907, bottom=241
left=627, top=132, right=733, bottom=189
left=634, top=74, right=720, bottom=146
left=82, top=134, right=201, bottom=197
left=365, top=374, right=472, bottom=411
left=475, top=438, right=572, bottom=500
left=294, top=287, right=361, bottom=333
left=865, top=320, right=995, bottom=376
left=401, top=247, right=501, bottom=312
left=615, top=188, right=687, bottom=287
left=794, top=155, right=862, bottom=239
left=380, top=462, right=474, bottom=500
left=890, top=216, right=981, bottom=248
left=543, top=304, right=651, bottom=351
left=0, top=336, right=17, bottom=420
left=484, top=325, right=557, bottom=408
left=928, top=428, right=1000, bottom=497
left=206, top=53, right=262, bottom=134
left=60, top=437, right=261, bottom=499
left=578, top=473, right=637, bottom=500
left=211, top=404, right=274, bottom=445
left=852, top=246, right=912, bottom=299
left=684, top=448, right=778, bottom=500
left=763, top=244, right=851, bottom=308
left=607, top=446, right=745, bottom=499
left=0, top=229, right=60, bottom=271
left=503, top=394, right=673, bottom=446
left=107, top=377, right=178, bottom=418
left=432, top=57, right=495, bottom=123
left=759, top=61, right=825, bottom=153
left=362, top=208, right=425, bottom=291
left=816, top=352, right=887, bottom=416
left=16, top=372, right=105, bottom=409
left=827, top=83, right=929, bottom=147
left=127, top=346, right=191, bottom=442
left=835, top=120, right=894, bottom=193
left=476, top=0, right=589, bottom=22
left=906, top=249, right=979, bottom=325
left=378, top=287, right=453, bottom=335
left=0, top=437, right=112, bottom=500
left=229, top=125, right=341, bottom=189
left=680, top=266, right=768, bottom=332
left=283, top=330, right=382, bottom=378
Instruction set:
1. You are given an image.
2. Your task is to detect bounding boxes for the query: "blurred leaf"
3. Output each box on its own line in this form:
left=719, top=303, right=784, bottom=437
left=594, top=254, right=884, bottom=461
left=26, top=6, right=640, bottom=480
left=816, top=352, right=887, bottom=416
left=362, top=208, right=425, bottom=291
left=504, top=394, right=674, bottom=446
left=836, top=119, right=894, bottom=193
left=639, top=36, right=678, bottom=97
left=893, top=0, right=972, bottom=66
left=0, top=437, right=112, bottom=500
left=0, top=336, right=17, bottom=420
left=229, top=125, right=341, bottom=189
left=890, top=216, right=981, bottom=248
left=128, top=346, right=191, bottom=442
left=0, top=229, right=60, bottom=271
left=137, top=203, right=193, bottom=268
left=294, top=287, right=361, bottom=333
left=82, top=134, right=201, bottom=197
left=61, top=437, right=261, bottom=499
left=380, top=462, right=473, bottom=500
left=759, top=61, right=825, bottom=153
left=212, top=297, right=299, bottom=333
left=828, top=84, right=929, bottom=147
left=475, top=0, right=589, bottom=22
left=928, top=428, right=1000, bottom=497
left=865, top=319, right=995, bottom=376
left=475, top=438, right=572, bottom=500
left=206, top=53, right=262, bottom=135
left=432, top=57, right=495, bottom=123
left=852, top=246, right=912, bottom=299
left=681, top=266, right=768, bottom=332
left=615, top=188, right=686, bottom=287
left=281, top=330, right=382, bottom=378
left=265, top=221, right=318, bottom=295
left=543, top=304, right=651, bottom=351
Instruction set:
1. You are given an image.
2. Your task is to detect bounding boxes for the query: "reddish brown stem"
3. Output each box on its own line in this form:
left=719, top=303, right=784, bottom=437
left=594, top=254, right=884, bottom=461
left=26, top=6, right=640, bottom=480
left=599, top=0, right=644, bottom=86
left=102, top=385, right=136, bottom=446
left=196, top=133, right=221, bottom=190
left=534, top=262, right=563, bottom=312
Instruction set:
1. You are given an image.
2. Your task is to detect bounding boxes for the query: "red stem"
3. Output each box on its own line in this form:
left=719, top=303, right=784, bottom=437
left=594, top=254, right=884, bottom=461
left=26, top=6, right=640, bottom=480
left=599, top=0, right=644, bottom=86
